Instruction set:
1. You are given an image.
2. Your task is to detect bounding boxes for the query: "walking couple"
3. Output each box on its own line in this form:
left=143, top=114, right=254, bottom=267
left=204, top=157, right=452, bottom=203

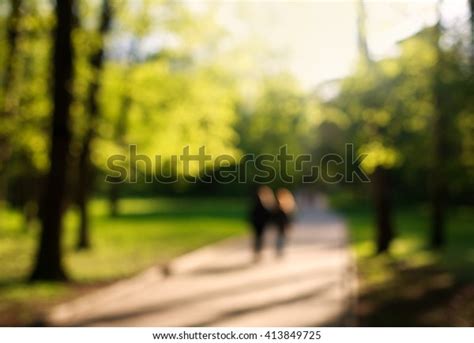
left=250, top=186, right=296, bottom=262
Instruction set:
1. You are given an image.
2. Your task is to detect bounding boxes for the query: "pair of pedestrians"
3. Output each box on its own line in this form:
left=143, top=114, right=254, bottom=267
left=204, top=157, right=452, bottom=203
left=250, top=186, right=296, bottom=261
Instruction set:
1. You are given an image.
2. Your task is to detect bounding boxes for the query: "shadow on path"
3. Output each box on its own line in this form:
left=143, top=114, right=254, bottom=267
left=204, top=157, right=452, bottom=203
left=46, top=201, right=357, bottom=327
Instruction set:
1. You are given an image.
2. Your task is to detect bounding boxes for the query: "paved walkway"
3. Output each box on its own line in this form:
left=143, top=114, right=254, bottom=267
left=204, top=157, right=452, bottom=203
left=46, top=203, right=357, bottom=326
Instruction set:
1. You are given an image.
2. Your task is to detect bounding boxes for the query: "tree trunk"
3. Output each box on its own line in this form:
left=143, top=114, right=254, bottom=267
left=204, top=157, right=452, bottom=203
left=0, top=0, right=23, bottom=223
left=357, top=0, right=393, bottom=253
left=430, top=106, right=447, bottom=248
left=431, top=175, right=445, bottom=248
left=29, top=0, right=75, bottom=281
left=107, top=85, right=132, bottom=217
left=430, top=19, right=448, bottom=249
left=108, top=177, right=120, bottom=217
left=76, top=141, right=92, bottom=249
left=76, top=0, right=112, bottom=250
left=356, top=0, right=371, bottom=64
left=372, top=166, right=394, bottom=254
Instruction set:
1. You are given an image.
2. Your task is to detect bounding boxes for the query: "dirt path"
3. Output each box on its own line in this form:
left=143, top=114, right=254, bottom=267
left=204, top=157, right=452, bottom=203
left=46, top=203, right=357, bottom=326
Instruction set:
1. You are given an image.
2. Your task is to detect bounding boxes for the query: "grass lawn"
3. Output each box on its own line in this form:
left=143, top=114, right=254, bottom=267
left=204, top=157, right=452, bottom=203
left=333, top=195, right=474, bottom=326
left=0, top=197, right=248, bottom=325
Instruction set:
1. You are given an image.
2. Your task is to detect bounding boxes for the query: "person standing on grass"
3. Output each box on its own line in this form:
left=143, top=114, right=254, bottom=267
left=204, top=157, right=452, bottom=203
left=250, top=185, right=276, bottom=262
left=274, top=188, right=296, bottom=257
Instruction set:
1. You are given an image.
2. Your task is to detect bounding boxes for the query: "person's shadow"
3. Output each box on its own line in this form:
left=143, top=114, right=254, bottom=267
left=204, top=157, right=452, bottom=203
left=188, top=261, right=253, bottom=276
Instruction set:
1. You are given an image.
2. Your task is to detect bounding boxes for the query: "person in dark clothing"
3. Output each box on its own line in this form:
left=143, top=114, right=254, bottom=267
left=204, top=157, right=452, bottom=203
left=274, top=188, right=296, bottom=256
left=250, top=185, right=276, bottom=262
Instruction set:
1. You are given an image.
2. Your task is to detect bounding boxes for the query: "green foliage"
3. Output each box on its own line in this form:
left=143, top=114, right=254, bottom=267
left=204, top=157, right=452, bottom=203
left=326, top=25, right=472, bottom=201
left=0, top=1, right=53, bottom=173
left=242, top=74, right=309, bottom=154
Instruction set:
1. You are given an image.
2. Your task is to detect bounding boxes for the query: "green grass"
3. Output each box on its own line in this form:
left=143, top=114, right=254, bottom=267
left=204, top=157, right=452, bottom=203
left=0, top=197, right=248, bottom=324
left=332, top=194, right=474, bottom=325
left=339, top=202, right=474, bottom=284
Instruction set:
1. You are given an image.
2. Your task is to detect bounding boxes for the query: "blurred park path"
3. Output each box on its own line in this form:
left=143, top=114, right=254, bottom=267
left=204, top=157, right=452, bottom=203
left=46, top=196, right=357, bottom=326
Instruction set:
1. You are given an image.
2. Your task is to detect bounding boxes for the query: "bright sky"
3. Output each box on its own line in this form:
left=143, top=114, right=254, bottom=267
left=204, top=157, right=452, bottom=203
left=214, top=0, right=471, bottom=90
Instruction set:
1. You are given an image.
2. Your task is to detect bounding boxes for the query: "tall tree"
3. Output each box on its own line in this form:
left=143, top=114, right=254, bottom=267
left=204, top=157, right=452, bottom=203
left=76, top=0, right=113, bottom=250
left=0, top=0, right=23, bottom=215
left=356, top=0, right=394, bottom=253
left=108, top=60, right=134, bottom=217
left=107, top=92, right=130, bottom=217
left=105, top=39, right=142, bottom=217
left=30, top=0, right=75, bottom=281
left=430, top=4, right=447, bottom=249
